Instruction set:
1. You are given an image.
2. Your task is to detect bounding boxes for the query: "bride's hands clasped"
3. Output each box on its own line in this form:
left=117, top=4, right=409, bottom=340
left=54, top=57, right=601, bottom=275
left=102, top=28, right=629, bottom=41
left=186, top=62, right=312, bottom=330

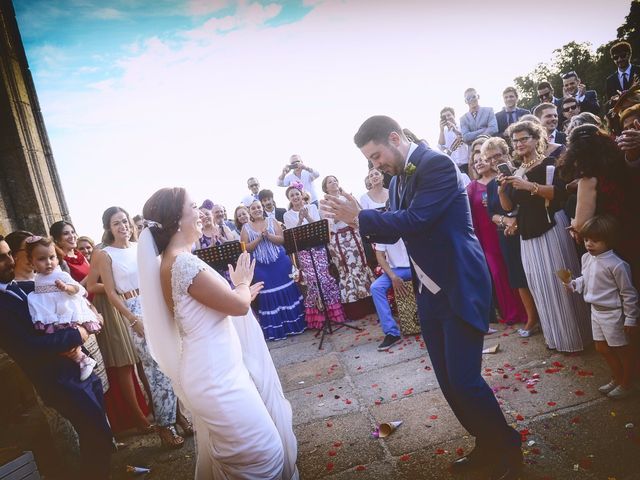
left=229, top=252, right=256, bottom=289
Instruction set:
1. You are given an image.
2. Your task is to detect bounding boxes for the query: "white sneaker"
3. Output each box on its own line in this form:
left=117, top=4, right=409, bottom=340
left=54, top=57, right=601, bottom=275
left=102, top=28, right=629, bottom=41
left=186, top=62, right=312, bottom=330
left=598, top=380, right=618, bottom=394
left=607, top=385, right=633, bottom=399
left=79, top=357, right=97, bottom=381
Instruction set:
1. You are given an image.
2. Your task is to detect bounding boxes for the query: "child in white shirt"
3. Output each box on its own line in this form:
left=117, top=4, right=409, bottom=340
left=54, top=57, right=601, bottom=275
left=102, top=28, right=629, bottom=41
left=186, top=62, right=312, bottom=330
left=25, top=236, right=101, bottom=381
left=566, top=215, right=638, bottom=399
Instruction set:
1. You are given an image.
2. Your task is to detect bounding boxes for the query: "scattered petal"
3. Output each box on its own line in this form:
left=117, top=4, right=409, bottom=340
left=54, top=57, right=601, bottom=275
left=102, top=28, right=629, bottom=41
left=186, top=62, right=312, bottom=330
left=456, top=448, right=464, bottom=456
left=328, top=451, right=337, bottom=457
left=547, top=401, right=557, bottom=406
left=400, top=454, right=411, bottom=462
left=574, top=390, right=585, bottom=396
left=326, top=462, right=334, bottom=471
left=435, top=448, right=446, bottom=455
left=355, top=465, right=366, bottom=471
left=429, top=415, right=438, bottom=420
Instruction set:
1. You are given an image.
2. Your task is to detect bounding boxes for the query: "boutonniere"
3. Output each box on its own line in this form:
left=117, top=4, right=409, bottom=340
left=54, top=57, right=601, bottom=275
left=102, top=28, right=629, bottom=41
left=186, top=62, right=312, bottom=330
left=404, top=163, right=416, bottom=177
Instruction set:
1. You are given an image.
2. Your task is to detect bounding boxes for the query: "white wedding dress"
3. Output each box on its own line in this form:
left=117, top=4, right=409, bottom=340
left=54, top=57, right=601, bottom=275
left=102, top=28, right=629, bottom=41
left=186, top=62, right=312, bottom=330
left=138, top=228, right=298, bottom=480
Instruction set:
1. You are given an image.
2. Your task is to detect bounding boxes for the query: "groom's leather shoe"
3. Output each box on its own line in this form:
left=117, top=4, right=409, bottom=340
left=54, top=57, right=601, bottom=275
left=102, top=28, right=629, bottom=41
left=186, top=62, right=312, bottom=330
left=450, top=447, right=492, bottom=471
left=490, top=448, right=523, bottom=480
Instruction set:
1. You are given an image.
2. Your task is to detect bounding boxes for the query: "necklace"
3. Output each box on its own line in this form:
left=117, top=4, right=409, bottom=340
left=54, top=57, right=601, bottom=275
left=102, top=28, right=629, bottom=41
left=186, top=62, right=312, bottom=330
left=521, top=155, right=542, bottom=170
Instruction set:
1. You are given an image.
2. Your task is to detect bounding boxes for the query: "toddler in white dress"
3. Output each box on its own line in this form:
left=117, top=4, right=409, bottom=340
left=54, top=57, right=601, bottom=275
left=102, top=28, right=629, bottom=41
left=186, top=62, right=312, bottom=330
left=25, top=236, right=101, bottom=380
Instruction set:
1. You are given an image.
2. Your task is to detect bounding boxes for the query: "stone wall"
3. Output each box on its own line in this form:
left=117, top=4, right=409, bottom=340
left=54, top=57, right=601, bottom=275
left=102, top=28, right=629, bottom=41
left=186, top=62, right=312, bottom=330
left=0, top=0, right=69, bottom=236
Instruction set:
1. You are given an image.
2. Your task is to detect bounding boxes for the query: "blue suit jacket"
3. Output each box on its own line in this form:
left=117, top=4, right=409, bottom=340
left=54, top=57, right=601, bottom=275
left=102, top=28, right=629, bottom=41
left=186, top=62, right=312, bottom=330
left=0, top=282, right=87, bottom=405
left=495, top=107, right=530, bottom=135
left=460, top=106, right=498, bottom=144
left=359, top=144, right=491, bottom=331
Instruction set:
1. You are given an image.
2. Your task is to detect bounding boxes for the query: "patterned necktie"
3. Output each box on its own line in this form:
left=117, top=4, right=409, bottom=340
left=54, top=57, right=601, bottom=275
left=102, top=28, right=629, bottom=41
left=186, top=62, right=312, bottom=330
left=508, top=111, right=515, bottom=125
left=6, top=281, right=27, bottom=302
left=622, top=72, right=629, bottom=90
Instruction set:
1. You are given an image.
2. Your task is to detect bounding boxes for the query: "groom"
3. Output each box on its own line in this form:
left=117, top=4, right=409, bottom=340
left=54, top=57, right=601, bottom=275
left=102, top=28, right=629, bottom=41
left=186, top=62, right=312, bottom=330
left=321, top=116, right=522, bottom=479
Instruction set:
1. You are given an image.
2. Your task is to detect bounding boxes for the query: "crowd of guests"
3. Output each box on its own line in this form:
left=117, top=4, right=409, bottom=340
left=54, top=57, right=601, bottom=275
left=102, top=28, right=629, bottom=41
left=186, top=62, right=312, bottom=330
left=1, top=40, right=640, bottom=477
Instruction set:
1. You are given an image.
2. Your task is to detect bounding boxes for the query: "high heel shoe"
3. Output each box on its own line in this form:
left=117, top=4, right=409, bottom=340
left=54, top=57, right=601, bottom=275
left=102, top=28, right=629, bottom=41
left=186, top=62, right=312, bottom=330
left=157, top=425, right=185, bottom=449
left=176, top=413, right=194, bottom=437
left=518, top=325, right=540, bottom=338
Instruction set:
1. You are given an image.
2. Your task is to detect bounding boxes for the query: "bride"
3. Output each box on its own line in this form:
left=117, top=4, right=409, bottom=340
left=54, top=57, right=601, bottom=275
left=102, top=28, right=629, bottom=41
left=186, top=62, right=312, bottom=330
left=137, top=187, right=298, bottom=479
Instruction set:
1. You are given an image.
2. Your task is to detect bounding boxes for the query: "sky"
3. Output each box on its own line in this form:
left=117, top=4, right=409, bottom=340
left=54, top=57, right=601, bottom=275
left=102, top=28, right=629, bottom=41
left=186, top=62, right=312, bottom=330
left=14, top=0, right=631, bottom=241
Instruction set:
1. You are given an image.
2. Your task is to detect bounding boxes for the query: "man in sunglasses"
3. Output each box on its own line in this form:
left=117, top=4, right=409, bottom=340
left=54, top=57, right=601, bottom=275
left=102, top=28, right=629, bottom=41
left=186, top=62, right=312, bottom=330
left=560, top=97, right=581, bottom=130
left=241, top=176, right=261, bottom=207
left=562, top=70, right=600, bottom=116
left=606, top=41, right=639, bottom=102
left=459, top=88, right=498, bottom=145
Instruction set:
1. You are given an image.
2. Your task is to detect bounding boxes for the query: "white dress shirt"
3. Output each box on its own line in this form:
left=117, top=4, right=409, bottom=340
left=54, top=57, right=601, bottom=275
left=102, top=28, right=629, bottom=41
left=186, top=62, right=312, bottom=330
left=278, top=169, right=320, bottom=202
left=572, top=250, right=639, bottom=326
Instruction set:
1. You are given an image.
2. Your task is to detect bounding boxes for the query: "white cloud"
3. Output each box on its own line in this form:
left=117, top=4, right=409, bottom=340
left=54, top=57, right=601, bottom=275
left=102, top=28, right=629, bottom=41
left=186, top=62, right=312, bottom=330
left=186, top=0, right=230, bottom=16
left=32, top=0, right=632, bottom=240
left=88, top=7, right=125, bottom=20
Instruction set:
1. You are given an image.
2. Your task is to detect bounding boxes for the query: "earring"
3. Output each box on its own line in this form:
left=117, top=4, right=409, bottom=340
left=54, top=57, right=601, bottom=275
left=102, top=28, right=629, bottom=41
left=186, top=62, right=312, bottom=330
left=177, top=221, right=182, bottom=232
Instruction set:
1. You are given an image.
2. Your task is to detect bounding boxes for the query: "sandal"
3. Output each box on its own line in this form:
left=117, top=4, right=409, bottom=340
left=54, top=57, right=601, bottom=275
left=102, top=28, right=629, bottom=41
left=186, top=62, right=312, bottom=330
left=176, top=413, right=194, bottom=437
left=136, top=423, right=155, bottom=435
left=157, top=425, right=185, bottom=449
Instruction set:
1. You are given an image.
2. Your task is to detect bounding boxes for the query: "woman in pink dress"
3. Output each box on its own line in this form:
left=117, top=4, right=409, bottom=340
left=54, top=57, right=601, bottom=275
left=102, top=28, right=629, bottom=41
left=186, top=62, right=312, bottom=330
left=467, top=141, right=527, bottom=325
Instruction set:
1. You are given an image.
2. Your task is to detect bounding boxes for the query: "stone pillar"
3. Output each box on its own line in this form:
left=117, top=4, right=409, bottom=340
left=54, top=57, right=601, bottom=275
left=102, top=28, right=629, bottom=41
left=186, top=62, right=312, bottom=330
left=0, top=0, right=70, bottom=236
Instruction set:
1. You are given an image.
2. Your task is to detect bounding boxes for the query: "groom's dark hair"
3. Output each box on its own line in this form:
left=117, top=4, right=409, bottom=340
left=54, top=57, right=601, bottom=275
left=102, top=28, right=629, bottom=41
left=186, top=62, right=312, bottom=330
left=354, top=115, right=404, bottom=148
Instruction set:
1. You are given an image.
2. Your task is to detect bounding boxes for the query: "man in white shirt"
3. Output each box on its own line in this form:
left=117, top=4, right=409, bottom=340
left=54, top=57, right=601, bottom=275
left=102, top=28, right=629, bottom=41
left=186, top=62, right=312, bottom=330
left=533, top=103, right=566, bottom=145
left=438, top=107, right=469, bottom=174
left=371, top=240, right=413, bottom=351
left=277, top=154, right=320, bottom=205
left=240, top=177, right=260, bottom=207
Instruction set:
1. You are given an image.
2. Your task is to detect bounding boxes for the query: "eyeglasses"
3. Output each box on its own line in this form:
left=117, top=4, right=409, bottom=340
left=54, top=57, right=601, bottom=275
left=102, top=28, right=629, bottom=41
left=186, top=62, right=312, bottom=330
left=612, top=53, right=629, bottom=60
left=484, top=152, right=504, bottom=163
left=465, top=94, right=478, bottom=102
left=562, top=104, right=579, bottom=112
left=512, top=136, right=532, bottom=144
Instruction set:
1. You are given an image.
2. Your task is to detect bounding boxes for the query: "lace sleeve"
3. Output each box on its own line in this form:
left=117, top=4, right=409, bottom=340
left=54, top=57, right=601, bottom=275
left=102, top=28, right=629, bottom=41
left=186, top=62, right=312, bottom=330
left=171, top=253, right=208, bottom=300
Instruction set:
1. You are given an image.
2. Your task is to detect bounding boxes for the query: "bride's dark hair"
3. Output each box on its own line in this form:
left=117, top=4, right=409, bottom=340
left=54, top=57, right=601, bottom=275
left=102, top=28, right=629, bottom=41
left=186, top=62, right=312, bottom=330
left=143, top=187, right=186, bottom=254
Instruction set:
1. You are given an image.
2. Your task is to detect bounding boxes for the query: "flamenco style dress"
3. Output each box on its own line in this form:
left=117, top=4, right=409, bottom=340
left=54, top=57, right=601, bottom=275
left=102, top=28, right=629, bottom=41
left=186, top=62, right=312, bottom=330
left=283, top=206, right=346, bottom=329
left=243, top=217, right=306, bottom=340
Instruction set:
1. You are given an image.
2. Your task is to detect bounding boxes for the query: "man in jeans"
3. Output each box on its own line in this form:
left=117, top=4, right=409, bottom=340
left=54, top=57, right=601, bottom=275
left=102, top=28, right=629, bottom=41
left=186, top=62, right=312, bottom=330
left=371, top=239, right=412, bottom=351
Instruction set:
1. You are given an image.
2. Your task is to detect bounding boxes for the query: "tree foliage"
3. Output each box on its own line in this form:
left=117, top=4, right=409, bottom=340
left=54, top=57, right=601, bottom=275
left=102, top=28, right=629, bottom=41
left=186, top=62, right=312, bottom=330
left=514, top=1, right=639, bottom=111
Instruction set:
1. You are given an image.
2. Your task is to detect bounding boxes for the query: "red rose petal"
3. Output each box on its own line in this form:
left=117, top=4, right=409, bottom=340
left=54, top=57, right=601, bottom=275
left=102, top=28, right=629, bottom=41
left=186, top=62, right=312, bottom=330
left=574, top=390, right=585, bottom=396
left=326, top=462, right=334, bottom=471
left=547, top=401, right=557, bottom=406
left=435, top=448, right=445, bottom=455
left=404, top=388, right=414, bottom=396
left=429, top=415, right=438, bottom=420
left=355, top=465, right=366, bottom=471
left=328, top=450, right=337, bottom=457
left=516, top=414, right=525, bottom=421
left=571, top=416, right=580, bottom=424
left=345, top=399, right=352, bottom=404
left=456, top=448, right=464, bottom=456
left=400, top=454, right=411, bottom=461
left=552, top=361, right=564, bottom=367
left=326, top=422, right=333, bottom=427
left=333, top=441, right=342, bottom=448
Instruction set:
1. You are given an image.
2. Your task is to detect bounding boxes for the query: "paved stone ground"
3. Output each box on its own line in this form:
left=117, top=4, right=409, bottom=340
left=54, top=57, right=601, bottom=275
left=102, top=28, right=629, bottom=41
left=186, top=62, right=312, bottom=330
left=110, top=317, right=640, bottom=479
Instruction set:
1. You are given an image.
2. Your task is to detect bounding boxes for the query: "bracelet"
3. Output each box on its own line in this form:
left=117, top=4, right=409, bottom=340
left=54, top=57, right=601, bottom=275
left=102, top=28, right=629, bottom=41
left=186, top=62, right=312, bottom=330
left=498, top=215, right=505, bottom=228
left=530, top=182, right=539, bottom=196
left=129, top=318, right=138, bottom=327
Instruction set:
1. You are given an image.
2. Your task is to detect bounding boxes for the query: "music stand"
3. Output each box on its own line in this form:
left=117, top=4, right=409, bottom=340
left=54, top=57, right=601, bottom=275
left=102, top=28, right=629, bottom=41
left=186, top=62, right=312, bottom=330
left=284, top=219, right=362, bottom=349
left=194, top=241, right=243, bottom=271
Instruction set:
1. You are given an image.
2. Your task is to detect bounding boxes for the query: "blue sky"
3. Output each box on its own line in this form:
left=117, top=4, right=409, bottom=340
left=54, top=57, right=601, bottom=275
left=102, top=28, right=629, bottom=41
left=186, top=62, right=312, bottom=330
left=13, top=0, right=633, bottom=240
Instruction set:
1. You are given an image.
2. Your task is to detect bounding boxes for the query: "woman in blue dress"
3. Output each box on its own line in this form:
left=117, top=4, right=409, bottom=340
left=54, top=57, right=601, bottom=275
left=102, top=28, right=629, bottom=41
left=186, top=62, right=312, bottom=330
left=240, top=200, right=306, bottom=340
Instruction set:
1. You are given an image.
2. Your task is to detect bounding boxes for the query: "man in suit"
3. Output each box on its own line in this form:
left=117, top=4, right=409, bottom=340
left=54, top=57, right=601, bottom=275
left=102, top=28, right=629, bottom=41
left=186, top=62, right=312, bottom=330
left=534, top=102, right=566, bottom=145
left=606, top=41, right=640, bottom=101
left=536, top=81, right=565, bottom=125
left=0, top=236, right=112, bottom=479
left=460, top=88, right=498, bottom=145
left=259, top=189, right=286, bottom=223
left=560, top=96, right=581, bottom=130
left=562, top=70, right=600, bottom=116
left=320, top=116, right=522, bottom=479
left=495, top=86, right=530, bottom=136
